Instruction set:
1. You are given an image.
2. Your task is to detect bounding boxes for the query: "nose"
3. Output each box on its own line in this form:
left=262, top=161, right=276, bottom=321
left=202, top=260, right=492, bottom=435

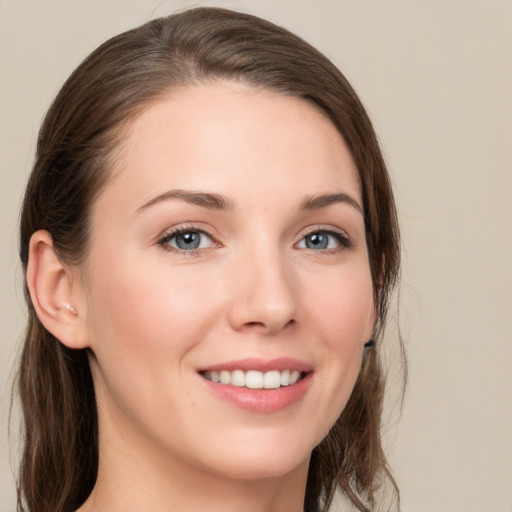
left=227, top=248, right=297, bottom=335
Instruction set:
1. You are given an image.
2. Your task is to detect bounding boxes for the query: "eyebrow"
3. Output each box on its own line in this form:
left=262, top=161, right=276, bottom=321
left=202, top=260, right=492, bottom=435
left=137, top=189, right=363, bottom=216
left=137, top=189, right=234, bottom=212
left=299, top=193, right=363, bottom=215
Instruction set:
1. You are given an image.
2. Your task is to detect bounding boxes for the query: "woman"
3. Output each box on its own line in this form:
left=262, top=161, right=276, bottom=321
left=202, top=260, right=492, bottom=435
left=16, top=7, right=401, bottom=512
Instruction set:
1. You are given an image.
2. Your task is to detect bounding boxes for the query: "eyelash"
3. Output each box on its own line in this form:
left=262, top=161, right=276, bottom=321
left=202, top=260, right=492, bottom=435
left=298, top=225, right=353, bottom=252
left=157, top=225, right=219, bottom=255
left=157, top=224, right=352, bottom=255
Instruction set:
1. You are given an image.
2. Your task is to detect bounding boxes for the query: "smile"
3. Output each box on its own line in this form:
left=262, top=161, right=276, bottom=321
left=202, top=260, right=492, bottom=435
left=201, top=369, right=304, bottom=389
left=197, top=358, right=313, bottom=412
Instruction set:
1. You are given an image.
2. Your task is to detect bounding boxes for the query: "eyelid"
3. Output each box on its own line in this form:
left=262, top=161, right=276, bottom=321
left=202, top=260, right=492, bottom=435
left=157, top=224, right=221, bottom=254
left=296, top=225, right=353, bottom=250
left=155, top=223, right=352, bottom=255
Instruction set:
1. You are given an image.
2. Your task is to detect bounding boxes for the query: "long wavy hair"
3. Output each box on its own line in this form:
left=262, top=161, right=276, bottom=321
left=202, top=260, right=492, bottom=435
left=16, top=7, right=402, bottom=512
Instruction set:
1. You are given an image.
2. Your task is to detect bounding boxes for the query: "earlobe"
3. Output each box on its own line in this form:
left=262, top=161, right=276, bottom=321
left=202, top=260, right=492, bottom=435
left=27, top=230, right=89, bottom=349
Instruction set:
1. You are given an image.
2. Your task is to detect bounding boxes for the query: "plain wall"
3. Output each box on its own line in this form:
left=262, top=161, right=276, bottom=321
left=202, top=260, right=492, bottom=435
left=1, top=1, right=511, bottom=511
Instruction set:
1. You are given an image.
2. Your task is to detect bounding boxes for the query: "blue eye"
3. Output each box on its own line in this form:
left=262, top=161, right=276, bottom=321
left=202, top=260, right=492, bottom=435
left=160, top=229, right=214, bottom=251
left=297, top=229, right=350, bottom=250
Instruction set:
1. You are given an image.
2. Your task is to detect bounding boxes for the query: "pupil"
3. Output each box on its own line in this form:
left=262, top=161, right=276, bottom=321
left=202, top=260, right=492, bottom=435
left=176, top=232, right=200, bottom=249
left=307, top=233, right=328, bottom=249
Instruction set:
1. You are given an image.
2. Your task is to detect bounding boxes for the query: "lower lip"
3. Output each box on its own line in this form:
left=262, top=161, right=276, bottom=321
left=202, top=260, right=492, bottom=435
left=200, top=373, right=312, bottom=413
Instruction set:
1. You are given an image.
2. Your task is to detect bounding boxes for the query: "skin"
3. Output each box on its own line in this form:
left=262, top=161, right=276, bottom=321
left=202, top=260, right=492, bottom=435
left=31, top=82, right=376, bottom=512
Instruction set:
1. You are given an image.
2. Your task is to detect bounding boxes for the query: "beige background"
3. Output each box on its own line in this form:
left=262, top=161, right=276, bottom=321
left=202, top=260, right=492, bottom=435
left=1, top=1, right=511, bottom=511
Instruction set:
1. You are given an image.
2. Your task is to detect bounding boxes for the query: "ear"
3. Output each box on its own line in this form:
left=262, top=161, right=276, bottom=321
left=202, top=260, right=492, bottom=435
left=26, top=230, right=90, bottom=349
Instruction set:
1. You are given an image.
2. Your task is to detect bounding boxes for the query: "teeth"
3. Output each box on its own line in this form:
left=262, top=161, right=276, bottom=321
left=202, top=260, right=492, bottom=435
left=231, top=370, right=245, bottom=387
left=263, top=370, right=281, bottom=389
left=245, top=370, right=263, bottom=389
left=289, top=370, right=300, bottom=385
left=203, top=369, right=304, bottom=389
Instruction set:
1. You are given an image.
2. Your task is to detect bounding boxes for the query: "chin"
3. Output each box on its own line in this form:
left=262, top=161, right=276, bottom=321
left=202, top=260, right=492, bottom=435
left=206, top=450, right=310, bottom=481
left=187, top=424, right=318, bottom=481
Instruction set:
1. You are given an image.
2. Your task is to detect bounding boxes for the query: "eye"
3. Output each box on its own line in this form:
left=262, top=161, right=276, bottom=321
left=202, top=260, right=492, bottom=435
left=296, top=228, right=351, bottom=251
left=159, top=228, right=215, bottom=252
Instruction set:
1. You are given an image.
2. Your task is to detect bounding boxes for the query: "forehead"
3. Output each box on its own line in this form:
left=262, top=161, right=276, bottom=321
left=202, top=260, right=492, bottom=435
left=99, top=81, right=361, bottom=211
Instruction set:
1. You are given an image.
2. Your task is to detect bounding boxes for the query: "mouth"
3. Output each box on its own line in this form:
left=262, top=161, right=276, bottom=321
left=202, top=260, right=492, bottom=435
left=196, top=357, right=313, bottom=412
left=200, top=369, right=308, bottom=389
left=197, top=358, right=313, bottom=412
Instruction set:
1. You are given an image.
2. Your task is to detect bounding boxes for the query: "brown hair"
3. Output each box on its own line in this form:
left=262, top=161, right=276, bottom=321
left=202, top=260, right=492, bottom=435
left=17, top=7, right=401, bottom=512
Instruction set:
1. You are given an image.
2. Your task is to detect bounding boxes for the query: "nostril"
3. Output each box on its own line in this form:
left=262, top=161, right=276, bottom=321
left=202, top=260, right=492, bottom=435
left=245, top=321, right=266, bottom=328
left=242, top=318, right=296, bottom=332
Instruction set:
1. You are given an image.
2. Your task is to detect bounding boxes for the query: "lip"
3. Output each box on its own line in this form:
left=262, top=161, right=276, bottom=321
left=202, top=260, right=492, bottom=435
left=197, top=358, right=314, bottom=413
left=197, top=357, right=313, bottom=373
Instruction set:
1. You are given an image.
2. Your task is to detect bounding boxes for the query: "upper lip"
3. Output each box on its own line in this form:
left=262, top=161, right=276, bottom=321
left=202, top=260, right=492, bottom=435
left=197, top=357, right=313, bottom=373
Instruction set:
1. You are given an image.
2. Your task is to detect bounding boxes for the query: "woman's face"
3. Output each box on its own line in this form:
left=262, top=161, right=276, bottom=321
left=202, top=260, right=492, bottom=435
left=79, top=82, right=375, bottom=482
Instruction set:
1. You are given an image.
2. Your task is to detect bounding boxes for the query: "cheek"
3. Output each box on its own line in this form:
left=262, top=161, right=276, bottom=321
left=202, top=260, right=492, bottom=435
left=302, top=265, right=374, bottom=430
left=83, top=256, right=222, bottom=434
left=308, top=264, right=375, bottom=344
left=84, top=254, right=223, bottom=376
